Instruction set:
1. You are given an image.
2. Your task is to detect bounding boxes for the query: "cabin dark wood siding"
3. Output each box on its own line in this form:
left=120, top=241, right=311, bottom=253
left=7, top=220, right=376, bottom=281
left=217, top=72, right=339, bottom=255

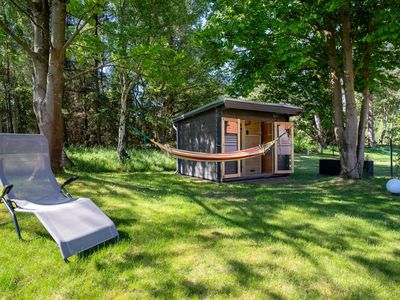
left=176, top=108, right=220, bottom=181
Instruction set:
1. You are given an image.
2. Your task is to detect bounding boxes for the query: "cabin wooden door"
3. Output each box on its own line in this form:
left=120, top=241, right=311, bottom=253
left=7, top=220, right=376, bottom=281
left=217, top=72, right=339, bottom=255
left=242, top=120, right=261, bottom=176
left=274, top=122, right=294, bottom=174
left=222, top=117, right=241, bottom=178
left=261, top=122, right=273, bottom=173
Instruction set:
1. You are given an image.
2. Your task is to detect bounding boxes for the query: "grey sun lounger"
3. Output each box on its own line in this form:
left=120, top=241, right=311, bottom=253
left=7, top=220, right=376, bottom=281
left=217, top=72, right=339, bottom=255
left=0, top=134, right=118, bottom=261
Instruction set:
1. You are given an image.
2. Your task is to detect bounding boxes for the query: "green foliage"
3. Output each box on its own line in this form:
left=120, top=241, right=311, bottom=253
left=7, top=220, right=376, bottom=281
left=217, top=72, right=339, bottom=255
left=202, top=0, right=400, bottom=148
left=0, top=39, right=34, bottom=133
left=1, top=0, right=399, bottom=158
left=293, top=131, right=315, bottom=153
left=62, top=0, right=224, bottom=146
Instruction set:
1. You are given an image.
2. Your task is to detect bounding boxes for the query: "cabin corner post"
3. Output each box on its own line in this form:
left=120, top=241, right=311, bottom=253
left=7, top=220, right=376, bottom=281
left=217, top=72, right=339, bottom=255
left=174, top=122, right=179, bottom=174
left=291, top=124, right=295, bottom=173
left=216, top=107, right=222, bottom=182
left=237, top=118, right=241, bottom=178
left=221, top=117, right=225, bottom=178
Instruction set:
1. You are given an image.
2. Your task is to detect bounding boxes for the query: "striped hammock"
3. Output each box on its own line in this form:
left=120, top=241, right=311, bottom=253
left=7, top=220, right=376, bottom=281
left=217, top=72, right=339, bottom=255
left=150, top=138, right=278, bottom=162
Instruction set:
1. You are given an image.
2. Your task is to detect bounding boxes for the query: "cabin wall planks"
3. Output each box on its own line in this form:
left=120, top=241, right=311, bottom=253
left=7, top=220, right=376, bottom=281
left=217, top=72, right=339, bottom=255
left=173, top=98, right=301, bottom=182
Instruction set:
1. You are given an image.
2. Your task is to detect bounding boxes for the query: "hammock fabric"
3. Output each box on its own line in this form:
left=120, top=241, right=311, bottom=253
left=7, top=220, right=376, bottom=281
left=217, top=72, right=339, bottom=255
left=150, top=138, right=278, bottom=162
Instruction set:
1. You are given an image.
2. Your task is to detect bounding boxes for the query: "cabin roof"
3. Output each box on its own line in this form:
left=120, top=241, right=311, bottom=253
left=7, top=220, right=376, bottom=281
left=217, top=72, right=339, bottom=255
left=172, top=98, right=302, bottom=122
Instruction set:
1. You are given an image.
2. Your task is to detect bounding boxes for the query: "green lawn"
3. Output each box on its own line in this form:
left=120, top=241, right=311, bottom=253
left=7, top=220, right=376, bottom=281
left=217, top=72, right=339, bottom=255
left=1, top=148, right=399, bottom=299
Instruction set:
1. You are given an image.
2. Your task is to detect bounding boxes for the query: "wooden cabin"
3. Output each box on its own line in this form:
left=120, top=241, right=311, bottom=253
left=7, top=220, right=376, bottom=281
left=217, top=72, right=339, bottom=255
left=172, top=98, right=302, bottom=182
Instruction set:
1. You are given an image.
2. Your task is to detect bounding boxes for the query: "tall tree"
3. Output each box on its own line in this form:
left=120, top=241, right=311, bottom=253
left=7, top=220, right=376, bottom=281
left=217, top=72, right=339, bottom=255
left=0, top=0, right=101, bottom=171
left=106, top=0, right=218, bottom=160
left=204, top=0, right=400, bottom=178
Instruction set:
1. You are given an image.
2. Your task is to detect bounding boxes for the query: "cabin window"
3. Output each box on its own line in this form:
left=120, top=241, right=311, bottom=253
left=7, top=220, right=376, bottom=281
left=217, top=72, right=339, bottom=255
left=274, top=122, right=294, bottom=174
left=222, top=118, right=240, bottom=178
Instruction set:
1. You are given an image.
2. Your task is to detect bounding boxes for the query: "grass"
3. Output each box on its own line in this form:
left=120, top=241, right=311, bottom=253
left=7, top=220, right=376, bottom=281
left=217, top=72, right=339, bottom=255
left=0, top=147, right=400, bottom=299
left=65, top=146, right=176, bottom=172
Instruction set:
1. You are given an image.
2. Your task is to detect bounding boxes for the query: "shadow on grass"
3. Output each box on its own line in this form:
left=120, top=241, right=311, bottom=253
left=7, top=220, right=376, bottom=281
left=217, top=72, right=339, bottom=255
left=350, top=255, right=400, bottom=281
left=228, top=259, right=263, bottom=287
left=46, top=151, right=400, bottom=297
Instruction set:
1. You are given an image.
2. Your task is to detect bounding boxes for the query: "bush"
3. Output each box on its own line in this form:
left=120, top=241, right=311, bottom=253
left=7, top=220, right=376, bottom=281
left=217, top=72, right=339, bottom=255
left=294, top=132, right=316, bottom=153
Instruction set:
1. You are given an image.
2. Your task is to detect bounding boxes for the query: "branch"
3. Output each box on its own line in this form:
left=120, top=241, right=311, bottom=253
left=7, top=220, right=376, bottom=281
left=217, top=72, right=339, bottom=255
left=65, top=52, right=147, bottom=82
left=63, top=17, right=91, bottom=51
left=65, top=60, right=111, bottom=82
left=8, top=0, right=45, bottom=32
left=63, top=3, right=102, bottom=51
left=127, top=67, right=142, bottom=91
left=0, top=18, right=37, bottom=60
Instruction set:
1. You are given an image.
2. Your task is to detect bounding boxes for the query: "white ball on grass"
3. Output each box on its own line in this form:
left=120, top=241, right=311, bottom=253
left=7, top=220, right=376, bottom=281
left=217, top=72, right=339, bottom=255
left=386, top=179, right=400, bottom=194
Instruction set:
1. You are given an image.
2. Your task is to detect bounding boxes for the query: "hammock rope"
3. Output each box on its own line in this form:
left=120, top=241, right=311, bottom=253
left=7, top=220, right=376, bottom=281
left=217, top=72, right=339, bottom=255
left=129, top=125, right=291, bottom=162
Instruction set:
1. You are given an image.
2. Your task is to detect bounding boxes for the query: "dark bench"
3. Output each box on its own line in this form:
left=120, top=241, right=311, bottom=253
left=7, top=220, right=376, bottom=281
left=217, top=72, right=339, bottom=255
left=319, top=159, right=374, bottom=176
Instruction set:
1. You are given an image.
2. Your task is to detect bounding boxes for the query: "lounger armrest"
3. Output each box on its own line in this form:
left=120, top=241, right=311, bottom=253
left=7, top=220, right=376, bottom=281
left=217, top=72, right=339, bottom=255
left=0, top=184, right=17, bottom=208
left=1, top=184, right=13, bottom=198
left=61, top=176, right=79, bottom=189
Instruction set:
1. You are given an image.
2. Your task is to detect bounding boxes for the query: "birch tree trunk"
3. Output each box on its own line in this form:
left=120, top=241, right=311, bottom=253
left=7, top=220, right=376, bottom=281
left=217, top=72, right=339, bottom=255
left=117, top=75, right=130, bottom=161
left=314, top=114, right=326, bottom=152
left=117, top=72, right=140, bottom=161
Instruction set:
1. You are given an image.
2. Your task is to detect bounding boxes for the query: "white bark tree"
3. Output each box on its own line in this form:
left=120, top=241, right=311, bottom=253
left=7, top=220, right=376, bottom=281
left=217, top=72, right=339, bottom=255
left=322, top=5, right=375, bottom=179
left=0, top=0, right=96, bottom=171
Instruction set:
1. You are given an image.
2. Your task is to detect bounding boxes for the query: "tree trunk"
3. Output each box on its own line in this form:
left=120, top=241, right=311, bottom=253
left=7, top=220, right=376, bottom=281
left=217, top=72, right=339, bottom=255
left=0, top=0, right=82, bottom=171
left=379, top=107, right=388, bottom=144
left=357, top=84, right=369, bottom=176
left=340, top=6, right=360, bottom=179
left=367, top=94, right=376, bottom=147
left=12, top=97, right=20, bottom=133
left=356, top=12, right=375, bottom=176
left=4, top=45, right=13, bottom=132
left=325, top=26, right=346, bottom=168
left=117, top=82, right=131, bottom=161
left=389, top=110, right=395, bottom=135
left=117, top=71, right=141, bottom=161
left=32, top=0, right=66, bottom=172
left=62, top=149, right=74, bottom=167
left=94, top=14, right=102, bottom=146
left=31, top=0, right=50, bottom=132
left=3, top=79, right=13, bottom=132
left=314, top=114, right=326, bottom=152
left=84, top=101, right=90, bottom=146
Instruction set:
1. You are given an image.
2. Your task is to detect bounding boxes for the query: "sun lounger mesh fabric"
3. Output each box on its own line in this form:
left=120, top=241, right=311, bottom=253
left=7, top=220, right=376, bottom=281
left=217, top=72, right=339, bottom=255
left=0, top=134, right=67, bottom=204
left=0, top=134, right=118, bottom=259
